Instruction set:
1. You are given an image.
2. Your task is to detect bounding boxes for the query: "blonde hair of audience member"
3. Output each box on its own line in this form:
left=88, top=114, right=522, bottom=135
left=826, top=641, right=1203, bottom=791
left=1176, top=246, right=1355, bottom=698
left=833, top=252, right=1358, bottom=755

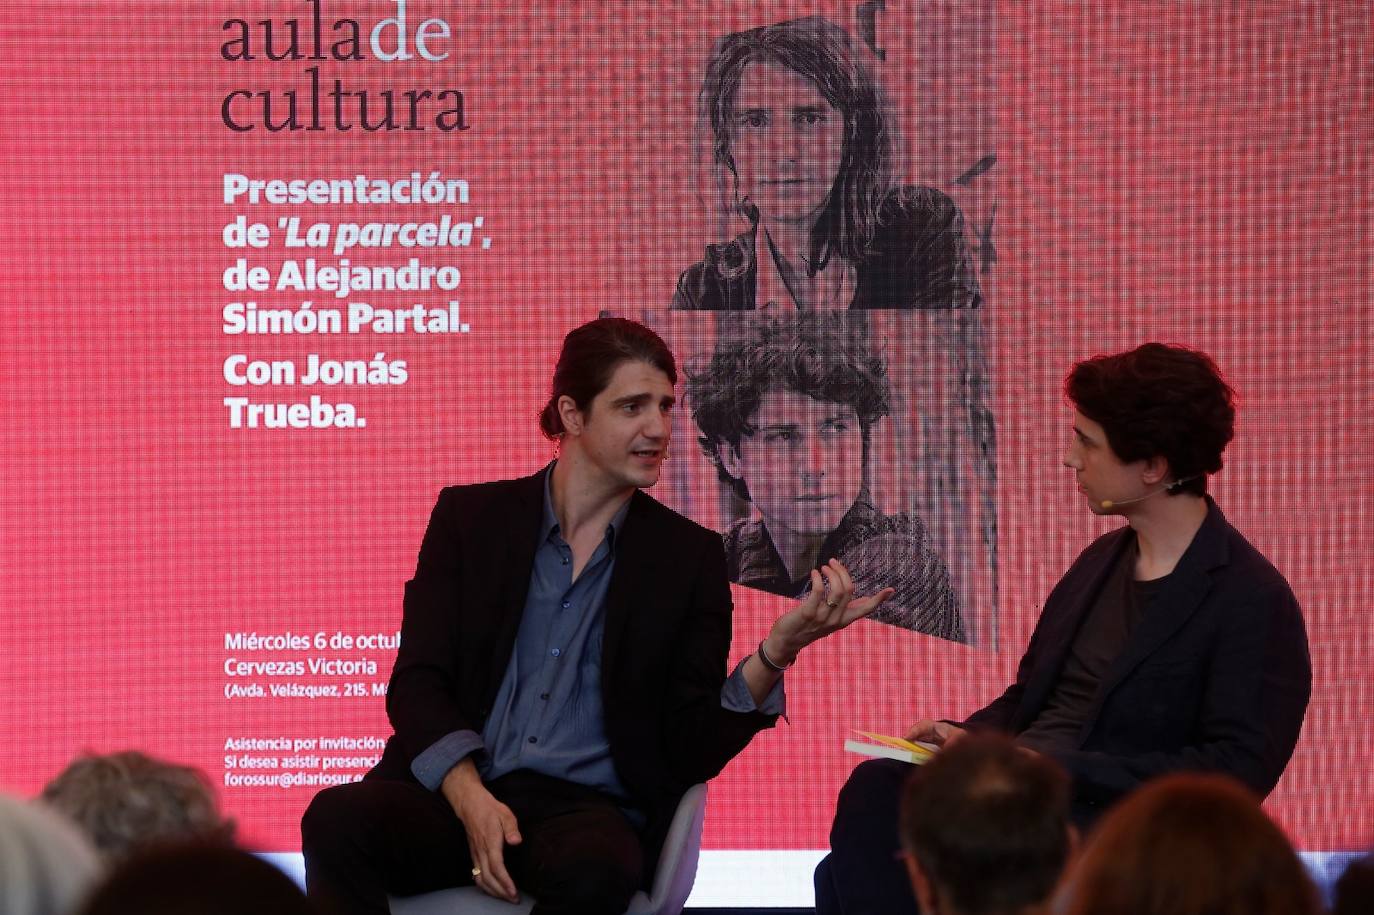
left=41, top=750, right=234, bottom=861
left=1055, top=773, right=1320, bottom=915
left=0, top=792, right=103, bottom=915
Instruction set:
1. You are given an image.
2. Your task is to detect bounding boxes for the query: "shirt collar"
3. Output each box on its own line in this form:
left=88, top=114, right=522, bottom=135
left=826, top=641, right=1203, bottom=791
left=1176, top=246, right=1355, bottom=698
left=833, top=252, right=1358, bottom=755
left=753, top=222, right=858, bottom=310
left=755, top=225, right=793, bottom=311
left=540, top=463, right=632, bottom=548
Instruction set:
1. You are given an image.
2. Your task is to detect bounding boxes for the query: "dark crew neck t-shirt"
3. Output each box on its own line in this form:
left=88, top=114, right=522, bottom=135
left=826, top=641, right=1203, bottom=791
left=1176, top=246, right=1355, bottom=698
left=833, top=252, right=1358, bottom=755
left=1018, top=545, right=1172, bottom=753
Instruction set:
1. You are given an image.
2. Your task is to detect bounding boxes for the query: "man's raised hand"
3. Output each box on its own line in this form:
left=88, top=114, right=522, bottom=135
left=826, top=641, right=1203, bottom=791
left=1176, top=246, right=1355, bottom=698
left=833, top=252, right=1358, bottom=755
left=764, top=559, right=895, bottom=664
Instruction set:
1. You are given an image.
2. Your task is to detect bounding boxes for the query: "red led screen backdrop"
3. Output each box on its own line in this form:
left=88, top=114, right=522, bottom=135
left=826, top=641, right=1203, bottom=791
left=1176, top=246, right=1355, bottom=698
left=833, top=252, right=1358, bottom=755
left=1, top=0, right=1369, bottom=904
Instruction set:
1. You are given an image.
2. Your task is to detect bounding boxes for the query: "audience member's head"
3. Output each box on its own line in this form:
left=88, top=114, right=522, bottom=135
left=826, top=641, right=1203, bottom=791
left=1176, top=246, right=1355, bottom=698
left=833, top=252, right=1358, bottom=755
left=79, top=844, right=315, bottom=915
left=899, top=735, right=1072, bottom=915
left=1333, top=850, right=1374, bottom=915
left=0, top=791, right=103, bottom=915
left=41, top=750, right=234, bottom=862
left=1055, top=773, right=1320, bottom=915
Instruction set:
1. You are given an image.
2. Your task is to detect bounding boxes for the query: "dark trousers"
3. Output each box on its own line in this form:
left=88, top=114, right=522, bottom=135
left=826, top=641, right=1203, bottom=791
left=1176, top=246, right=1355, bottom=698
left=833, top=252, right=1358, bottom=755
left=815, top=758, right=920, bottom=915
left=302, top=769, right=644, bottom=915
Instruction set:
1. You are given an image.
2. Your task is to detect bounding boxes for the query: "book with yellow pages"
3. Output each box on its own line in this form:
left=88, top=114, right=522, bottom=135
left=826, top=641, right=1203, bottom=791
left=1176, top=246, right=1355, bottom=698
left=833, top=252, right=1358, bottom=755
left=844, top=731, right=940, bottom=764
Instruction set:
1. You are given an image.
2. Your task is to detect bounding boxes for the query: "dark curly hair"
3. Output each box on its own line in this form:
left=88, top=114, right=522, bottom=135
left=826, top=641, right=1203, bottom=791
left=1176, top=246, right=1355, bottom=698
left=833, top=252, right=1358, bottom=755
left=687, top=314, right=889, bottom=501
left=538, top=318, right=677, bottom=439
left=699, top=16, right=893, bottom=268
left=1065, top=343, right=1235, bottom=497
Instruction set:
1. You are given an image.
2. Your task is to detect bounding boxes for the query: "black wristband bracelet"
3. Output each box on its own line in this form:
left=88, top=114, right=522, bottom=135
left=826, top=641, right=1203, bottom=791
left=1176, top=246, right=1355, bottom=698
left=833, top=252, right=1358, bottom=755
left=757, top=639, right=794, bottom=672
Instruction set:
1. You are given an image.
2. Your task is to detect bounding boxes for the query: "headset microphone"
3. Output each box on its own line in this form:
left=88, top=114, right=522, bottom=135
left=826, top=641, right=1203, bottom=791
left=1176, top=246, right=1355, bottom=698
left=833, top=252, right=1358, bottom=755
left=1100, top=475, right=1201, bottom=511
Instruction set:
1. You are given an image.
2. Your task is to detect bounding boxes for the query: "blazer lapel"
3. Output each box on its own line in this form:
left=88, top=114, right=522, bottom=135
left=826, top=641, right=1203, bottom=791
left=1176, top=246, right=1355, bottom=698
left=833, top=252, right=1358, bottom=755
left=1013, top=531, right=1134, bottom=731
left=601, top=491, right=660, bottom=684
left=484, top=469, right=547, bottom=702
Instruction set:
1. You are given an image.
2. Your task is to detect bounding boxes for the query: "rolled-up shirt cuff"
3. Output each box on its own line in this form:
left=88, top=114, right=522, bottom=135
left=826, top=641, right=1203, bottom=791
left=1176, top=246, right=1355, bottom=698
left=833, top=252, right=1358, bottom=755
left=720, top=656, right=787, bottom=716
left=411, top=729, right=485, bottom=790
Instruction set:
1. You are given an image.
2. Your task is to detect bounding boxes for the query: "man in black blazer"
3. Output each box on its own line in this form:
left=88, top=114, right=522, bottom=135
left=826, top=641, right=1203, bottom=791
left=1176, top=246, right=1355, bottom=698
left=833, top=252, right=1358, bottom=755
left=817, top=343, right=1312, bottom=915
left=302, top=318, right=892, bottom=915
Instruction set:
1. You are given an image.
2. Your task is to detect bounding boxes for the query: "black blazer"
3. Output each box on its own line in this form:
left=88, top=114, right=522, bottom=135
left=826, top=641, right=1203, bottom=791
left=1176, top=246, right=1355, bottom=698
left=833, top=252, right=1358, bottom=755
left=964, top=499, right=1311, bottom=825
left=371, top=469, right=778, bottom=866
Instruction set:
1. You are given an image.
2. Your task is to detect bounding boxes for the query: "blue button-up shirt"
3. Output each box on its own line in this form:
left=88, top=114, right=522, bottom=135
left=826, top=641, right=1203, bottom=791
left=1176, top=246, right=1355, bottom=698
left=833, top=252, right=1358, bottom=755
left=411, top=468, right=785, bottom=801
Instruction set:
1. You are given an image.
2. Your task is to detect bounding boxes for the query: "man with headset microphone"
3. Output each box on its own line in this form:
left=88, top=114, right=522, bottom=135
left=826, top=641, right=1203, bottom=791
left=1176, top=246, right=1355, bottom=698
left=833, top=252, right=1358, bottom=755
left=816, top=342, right=1313, bottom=915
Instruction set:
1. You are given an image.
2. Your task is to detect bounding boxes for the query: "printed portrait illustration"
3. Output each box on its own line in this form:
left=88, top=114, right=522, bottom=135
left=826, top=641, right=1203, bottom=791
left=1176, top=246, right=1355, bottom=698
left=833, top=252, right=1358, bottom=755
left=642, top=310, right=998, bottom=648
left=672, top=16, right=983, bottom=312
